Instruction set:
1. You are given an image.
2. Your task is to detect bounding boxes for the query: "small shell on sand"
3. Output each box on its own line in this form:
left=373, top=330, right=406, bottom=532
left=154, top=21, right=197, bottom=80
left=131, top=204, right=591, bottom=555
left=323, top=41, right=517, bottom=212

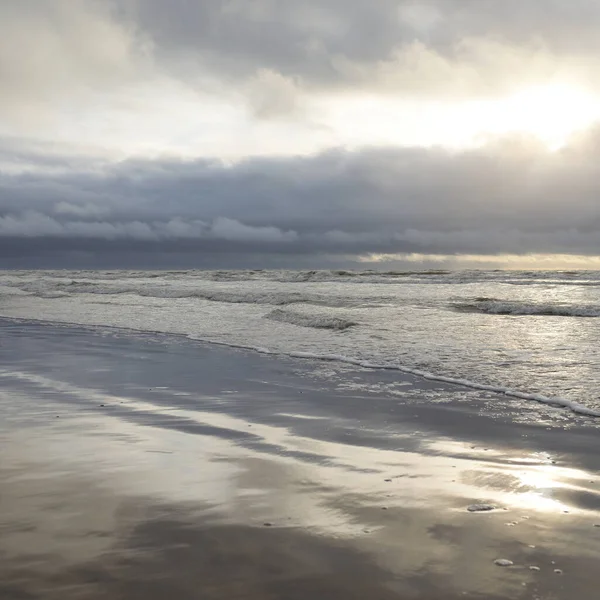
left=494, top=559, right=514, bottom=567
left=529, top=566, right=541, bottom=572
left=467, top=504, right=496, bottom=512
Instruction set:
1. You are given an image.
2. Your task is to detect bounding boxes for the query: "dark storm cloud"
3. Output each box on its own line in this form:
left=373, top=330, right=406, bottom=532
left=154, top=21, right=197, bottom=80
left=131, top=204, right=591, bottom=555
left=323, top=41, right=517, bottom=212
left=1, top=131, right=600, bottom=265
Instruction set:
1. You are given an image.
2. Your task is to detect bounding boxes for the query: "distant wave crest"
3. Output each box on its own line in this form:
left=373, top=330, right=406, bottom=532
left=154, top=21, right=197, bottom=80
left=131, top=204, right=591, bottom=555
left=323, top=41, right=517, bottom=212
left=453, top=297, right=600, bottom=317
left=4, top=268, right=600, bottom=286
left=265, top=308, right=357, bottom=330
left=12, top=280, right=364, bottom=307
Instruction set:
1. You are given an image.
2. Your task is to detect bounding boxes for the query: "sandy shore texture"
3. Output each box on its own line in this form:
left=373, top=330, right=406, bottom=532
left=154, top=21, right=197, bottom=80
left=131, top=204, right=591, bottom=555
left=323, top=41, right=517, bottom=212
left=1, top=318, right=600, bottom=599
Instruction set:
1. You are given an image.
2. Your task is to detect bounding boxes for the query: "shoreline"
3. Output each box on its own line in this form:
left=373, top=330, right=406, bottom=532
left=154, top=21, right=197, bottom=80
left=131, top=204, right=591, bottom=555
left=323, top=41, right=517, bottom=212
left=1, top=315, right=598, bottom=420
left=1, top=319, right=600, bottom=598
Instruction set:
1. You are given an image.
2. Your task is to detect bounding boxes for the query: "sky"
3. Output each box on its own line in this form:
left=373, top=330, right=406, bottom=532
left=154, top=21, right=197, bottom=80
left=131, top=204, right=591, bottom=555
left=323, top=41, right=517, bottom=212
left=2, top=0, right=600, bottom=269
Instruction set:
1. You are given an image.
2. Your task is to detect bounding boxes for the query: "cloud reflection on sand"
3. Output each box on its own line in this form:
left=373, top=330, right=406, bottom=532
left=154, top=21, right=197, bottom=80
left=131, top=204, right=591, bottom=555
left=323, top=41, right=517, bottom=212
left=2, top=322, right=600, bottom=598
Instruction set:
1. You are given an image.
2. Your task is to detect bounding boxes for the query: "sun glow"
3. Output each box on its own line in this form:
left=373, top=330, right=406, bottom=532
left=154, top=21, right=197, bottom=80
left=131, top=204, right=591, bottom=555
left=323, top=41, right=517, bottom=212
left=472, top=83, right=600, bottom=149
left=322, top=82, right=600, bottom=152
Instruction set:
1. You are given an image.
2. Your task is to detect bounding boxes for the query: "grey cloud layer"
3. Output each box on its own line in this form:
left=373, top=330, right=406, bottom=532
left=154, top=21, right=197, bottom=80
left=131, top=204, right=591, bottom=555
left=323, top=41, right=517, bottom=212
left=127, top=0, right=600, bottom=86
left=1, top=132, right=600, bottom=263
left=0, top=212, right=297, bottom=244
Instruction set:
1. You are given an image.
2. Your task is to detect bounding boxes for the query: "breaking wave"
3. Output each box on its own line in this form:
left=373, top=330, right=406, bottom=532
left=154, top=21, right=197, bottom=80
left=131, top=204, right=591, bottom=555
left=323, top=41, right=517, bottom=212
left=210, top=346, right=600, bottom=417
left=453, top=298, right=600, bottom=317
left=265, top=308, right=357, bottom=330
left=8, top=315, right=596, bottom=417
left=0, top=313, right=598, bottom=418
left=10, top=280, right=370, bottom=308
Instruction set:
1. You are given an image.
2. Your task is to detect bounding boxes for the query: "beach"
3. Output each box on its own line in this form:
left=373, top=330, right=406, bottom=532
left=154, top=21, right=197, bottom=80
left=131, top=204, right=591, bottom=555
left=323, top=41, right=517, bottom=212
left=2, top=318, right=600, bottom=599
left=4, top=0, right=600, bottom=596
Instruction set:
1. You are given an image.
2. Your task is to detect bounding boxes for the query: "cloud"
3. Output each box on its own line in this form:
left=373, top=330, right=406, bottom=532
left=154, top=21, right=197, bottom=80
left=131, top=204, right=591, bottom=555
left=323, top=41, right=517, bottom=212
left=122, top=0, right=600, bottom=96
left=245, top=69, right=305, bottom=119
left=2, top=130, right=600, bottom=266
left=210, top=217, right=298, bottom=242
left=54, top=201, right=108, bottom=218
left=0, top=0, right=152, bottom=125
left=3, top=1, right=600, bottom=267
left=0, top=211, right=297, bottom=244
left=0, top=212, right=158, bottom=241
left=4, top=0, right=600, bottom=131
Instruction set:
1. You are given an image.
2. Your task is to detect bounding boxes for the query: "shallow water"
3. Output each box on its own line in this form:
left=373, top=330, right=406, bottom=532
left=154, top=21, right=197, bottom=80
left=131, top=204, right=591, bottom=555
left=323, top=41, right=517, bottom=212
left=1, top=269, right=599, bottom=415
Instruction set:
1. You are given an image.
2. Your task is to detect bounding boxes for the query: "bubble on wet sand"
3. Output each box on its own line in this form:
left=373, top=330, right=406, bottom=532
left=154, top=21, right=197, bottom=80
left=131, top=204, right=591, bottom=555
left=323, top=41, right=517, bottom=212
left=494, top=559, right=514, bottom=567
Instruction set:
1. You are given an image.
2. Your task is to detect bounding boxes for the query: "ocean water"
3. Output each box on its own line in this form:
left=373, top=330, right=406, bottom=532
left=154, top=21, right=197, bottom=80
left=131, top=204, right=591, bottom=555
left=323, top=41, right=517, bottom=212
left=0, top=269, right=599, bottom=416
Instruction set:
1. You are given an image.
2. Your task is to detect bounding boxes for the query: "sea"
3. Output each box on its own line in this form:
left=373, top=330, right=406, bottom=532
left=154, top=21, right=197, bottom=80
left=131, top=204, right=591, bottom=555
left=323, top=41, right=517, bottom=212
left=0, top=269, right=599, bottom=417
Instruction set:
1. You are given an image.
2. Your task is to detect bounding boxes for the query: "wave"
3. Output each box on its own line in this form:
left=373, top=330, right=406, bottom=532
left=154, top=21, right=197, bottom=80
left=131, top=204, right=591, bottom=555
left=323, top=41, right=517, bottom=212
left=4, top=268, right=600, bottom=288
left=6, top=280, right=378, bottom=308
left=265, top=308, right=357, bottom=330
left=1, top=315, right=598, bottom=419
left=453, top=298, right=600, bottom=317
left=201, top=346, right=600, bottom=418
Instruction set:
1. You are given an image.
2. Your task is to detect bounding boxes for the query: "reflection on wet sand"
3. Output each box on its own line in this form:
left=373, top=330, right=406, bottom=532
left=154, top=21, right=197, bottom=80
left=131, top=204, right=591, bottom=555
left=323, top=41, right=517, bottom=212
left=1, top=321, right=600, bottom=599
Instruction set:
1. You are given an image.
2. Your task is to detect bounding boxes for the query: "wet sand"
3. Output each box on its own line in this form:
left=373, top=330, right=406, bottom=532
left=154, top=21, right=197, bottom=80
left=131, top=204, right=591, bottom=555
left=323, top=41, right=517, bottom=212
left=1, top=318, right=600, bottom=599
